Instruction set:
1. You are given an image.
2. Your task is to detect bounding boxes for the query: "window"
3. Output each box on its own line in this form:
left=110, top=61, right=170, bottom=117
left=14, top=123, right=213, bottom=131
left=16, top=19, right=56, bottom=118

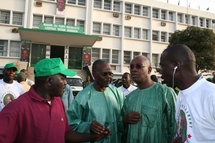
left=92, top=48, right=100, bottom=62
left=113, top=25, right=120, bottom=36
left=0, top=40, right=8, bottom=56
left=185, top=15, right=189, bottom=24
left=152, top=31, right=159, bottom=41
left=44, top=16, right=53, bottom=24
left=153, top=9, right=158, bottom=18
left=134, top=28, right=140, bottom=39
left=161, top=32, right=166, bottom=42
left=102, top=49, right=109, bottom=62
left=68, top=47, right=83, bottom=69
left=104, top=0, right=111, bottom=10
left=33, top=15, right=42, bottom=27
left=13, top=12, right=23, bottom=25
left=142, top=7, right=148, bottom=16
left=124, top=27, right=131, bottom=38
left=199, top=18, right=203, bottom=27
left=152, top=54, right=158, bottom=67
left=142, top=29, right=148, bottom=40
left=103, top=24, right=111, bottom=35
left=78, top=0, right=86, bottom=6
left=77, top=20, right=85, bottom=31
left=0, top=10, right=10, bottom=24
left=134, top=5, right=140, bottom=15
left=10, top=41, right=20, bottom=57
left=94, top=0, right=102, bottom=8
left=125, top=3, right=132, bottom=14
left=206, top=19, right=209, bottom=28
left=142, top=52, right=147, bottom=57
left=133, top=52, right=139, bottom=58
left=169, top=12, right=174, bottom=21
left=93, top=22, right=101, bottom=34
left=177, top=14, right=183, bottom=23
left=124, top=51, right=131, bottom=64
left=113, top=1, right=120, bottom=12
left=112, top=50, right=118, bottom=64
left=192, top=16, right=196, bottom=25
left=168, top=33, right=173, bottom=42
left=66, top=19, right=75, bottom=26
left=68, top=0, right=76, bottom=4
left=161, top=10, right=166, bottom=20
left=55, top=17, right=64, bottom=25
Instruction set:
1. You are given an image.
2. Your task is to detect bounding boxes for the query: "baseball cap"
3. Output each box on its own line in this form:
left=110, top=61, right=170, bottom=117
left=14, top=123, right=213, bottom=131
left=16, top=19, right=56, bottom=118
left=4, top=63, right=18, bottom=71
left=34, top=58, right=77, bottom=77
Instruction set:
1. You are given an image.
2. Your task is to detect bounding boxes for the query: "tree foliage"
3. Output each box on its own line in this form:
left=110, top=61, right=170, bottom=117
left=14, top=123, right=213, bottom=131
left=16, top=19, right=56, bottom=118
left=169, top=26, right=215, bottom=71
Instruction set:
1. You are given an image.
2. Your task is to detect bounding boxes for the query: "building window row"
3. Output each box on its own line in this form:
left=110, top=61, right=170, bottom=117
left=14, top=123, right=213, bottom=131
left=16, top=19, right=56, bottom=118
left=152, top=31, right=173, bottom=43
left=33, top=14, right=85, bottom=31
left=124, top=27, right=149, bottom=40
left=93, top=22, right=120, bottom=36
left=0, top=10, right=23, bottom=25
left=92, top=48, right=120, bottom=64
left=94, top=0, right=121, bottom=12
left=0, top=40, right=21, bottom=58
left=46, top=0, right=86, bottom=6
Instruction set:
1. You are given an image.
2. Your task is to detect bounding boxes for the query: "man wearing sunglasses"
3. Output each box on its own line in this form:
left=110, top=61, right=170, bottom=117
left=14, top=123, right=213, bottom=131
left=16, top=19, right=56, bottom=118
left=122, top=55, right=177, bottom=143
left=67, top=59, right=124, bottom=143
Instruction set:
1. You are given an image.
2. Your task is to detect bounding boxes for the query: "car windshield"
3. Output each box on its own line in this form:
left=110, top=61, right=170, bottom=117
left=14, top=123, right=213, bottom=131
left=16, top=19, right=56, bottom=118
left=66, top=78, right=82, bottom=86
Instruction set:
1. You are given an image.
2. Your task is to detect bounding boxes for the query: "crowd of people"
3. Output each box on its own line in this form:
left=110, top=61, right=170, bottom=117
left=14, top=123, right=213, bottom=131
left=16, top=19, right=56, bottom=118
left=0, top=44, right=215, bottom=143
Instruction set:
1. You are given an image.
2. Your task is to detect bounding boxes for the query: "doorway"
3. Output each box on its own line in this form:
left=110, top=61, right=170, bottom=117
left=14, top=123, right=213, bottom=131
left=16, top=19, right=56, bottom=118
left=50, top=45, right=65, bottom=63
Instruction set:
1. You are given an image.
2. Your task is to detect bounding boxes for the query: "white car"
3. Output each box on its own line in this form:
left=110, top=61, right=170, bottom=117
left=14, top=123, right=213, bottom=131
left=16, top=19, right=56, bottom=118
left=66, top=75, right=83, bottom=96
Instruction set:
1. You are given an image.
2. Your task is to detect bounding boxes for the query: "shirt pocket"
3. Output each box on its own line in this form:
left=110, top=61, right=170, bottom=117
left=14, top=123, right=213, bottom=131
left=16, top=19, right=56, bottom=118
left=140, top=106, right=158, bottom=128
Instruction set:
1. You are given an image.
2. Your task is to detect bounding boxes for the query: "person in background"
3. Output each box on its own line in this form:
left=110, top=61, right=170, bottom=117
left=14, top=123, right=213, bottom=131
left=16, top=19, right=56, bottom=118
left=61, top=84, right=74, bottom=111
left=67, top=59, right=124, bottom=143
left=0, top=58, right=105, bottom=143
left=150, top=74, right=158, bottom=82
left=17, top=72, right=30, bottom=92
left=82, top=75, right=91, bottom=88
left=56, top=0, right=65, bottom=15
left=20, top=69, right=34, bottom=86
left=122, top=55, right=176, bottom=143
left=0, top=63, right=24, bottom=111
left=117, top=72, right=137, bottom=97
left=160, top=44, right=215, bottom=143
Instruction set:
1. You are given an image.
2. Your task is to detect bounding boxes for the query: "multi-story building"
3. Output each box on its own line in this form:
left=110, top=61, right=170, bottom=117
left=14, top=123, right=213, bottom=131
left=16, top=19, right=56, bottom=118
left=0, top=0, right=215, bottom=79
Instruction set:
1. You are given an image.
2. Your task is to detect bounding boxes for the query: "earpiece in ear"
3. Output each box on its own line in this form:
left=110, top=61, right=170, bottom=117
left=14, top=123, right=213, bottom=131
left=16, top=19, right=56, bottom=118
left=174, top=66, right=178, bottom=70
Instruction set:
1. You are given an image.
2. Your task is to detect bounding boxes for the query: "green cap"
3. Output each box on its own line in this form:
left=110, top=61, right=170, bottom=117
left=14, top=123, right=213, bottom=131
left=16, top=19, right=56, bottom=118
left=34, top=58, right=77, bottom=77
left=4, top=63, right=18, bottom=71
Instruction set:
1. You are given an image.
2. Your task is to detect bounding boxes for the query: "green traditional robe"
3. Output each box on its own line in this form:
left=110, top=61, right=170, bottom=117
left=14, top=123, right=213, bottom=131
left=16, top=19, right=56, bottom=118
left=67, top=84, right=124, bottom=143
left=122, top=83, right=177, bottom=143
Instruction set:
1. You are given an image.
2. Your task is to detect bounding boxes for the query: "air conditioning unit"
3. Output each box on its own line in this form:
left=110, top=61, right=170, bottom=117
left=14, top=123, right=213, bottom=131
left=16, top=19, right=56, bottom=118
left=113, top=12, right=119, bottom=18
left=161, top=21, right=166, bottom=26
left=36, top=1, right=42, bottom=7
left=12, top=28, right=18, bottom=33
left=125, top=15, right=131, bottom=20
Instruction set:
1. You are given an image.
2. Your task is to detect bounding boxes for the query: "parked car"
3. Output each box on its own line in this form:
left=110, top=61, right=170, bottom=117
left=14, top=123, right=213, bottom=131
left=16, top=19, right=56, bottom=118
left=66, top=75, right=83, bottom=96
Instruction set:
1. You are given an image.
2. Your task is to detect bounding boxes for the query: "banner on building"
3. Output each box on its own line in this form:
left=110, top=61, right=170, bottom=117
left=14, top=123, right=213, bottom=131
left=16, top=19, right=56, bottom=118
left=20, top=41, right=30, bottom=62
left=56, top=0, right=65, bottom=16
left=83, top=47, right=92, bottom=68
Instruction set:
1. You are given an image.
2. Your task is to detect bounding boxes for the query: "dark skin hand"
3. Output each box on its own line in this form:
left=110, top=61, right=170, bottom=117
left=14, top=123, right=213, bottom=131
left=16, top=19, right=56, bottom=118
left=90, top=121, right=111, bottom=138
left=123, top=111, right=141, bottom=124
left=171, top=136, right=182, bottom=143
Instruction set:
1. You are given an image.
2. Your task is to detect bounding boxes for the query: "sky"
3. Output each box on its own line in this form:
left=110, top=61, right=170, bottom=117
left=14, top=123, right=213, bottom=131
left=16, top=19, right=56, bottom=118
left=157, top=0, right=215, bottom=13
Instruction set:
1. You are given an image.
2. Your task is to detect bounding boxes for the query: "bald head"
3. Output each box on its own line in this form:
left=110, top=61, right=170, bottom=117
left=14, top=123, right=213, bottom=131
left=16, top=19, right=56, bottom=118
left=163, top=44, right=196, bottom=70
left=131, top=55, right=151, bottom=67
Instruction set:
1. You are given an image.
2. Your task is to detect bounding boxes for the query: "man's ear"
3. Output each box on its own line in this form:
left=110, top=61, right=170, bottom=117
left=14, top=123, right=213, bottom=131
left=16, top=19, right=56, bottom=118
left=46, top=76, right=53, bottom=86
left=148, top=66, right=152, bottom=74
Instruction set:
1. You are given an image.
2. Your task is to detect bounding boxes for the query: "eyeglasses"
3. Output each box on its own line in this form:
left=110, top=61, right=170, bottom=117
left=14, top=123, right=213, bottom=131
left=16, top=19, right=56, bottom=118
left=129, top=64, right=145, bottom=70
left=99, top=72, right=113, bottom=77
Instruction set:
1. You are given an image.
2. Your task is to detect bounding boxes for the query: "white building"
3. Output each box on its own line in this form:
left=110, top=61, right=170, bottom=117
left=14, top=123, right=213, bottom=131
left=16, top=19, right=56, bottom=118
left=0, top=0, right=214, bottom=78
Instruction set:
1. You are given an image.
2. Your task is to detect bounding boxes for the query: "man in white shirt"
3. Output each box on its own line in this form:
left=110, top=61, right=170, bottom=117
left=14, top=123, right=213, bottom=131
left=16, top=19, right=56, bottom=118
left=0, top=63, right=24, bottom=111
left=160, top=44, right=215, bottom=143
left=117, top=72, right=137, bottom=97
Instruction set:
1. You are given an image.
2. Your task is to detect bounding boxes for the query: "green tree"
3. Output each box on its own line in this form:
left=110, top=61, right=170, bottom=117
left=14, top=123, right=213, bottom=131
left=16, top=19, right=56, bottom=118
left=169, top=26, right=215, bottom=71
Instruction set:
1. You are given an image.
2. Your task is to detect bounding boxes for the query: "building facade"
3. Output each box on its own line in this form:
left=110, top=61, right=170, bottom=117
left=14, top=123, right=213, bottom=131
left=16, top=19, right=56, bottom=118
left=0, top=0, right=214, bottom=78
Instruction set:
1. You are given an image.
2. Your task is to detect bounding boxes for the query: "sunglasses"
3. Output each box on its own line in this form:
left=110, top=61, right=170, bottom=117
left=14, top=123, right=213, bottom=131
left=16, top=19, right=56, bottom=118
left=99, top=72, right=113, bottom=77
left=130, top=64, right=145, bottom=70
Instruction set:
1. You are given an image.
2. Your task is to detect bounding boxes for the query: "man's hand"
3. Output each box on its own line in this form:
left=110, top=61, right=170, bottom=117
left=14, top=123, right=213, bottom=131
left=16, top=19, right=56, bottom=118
left=171, top=136, right=182, bottom=143
left=90, top=121, right=111, bottom=140
left=123, top=111, right=141, bottom=124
